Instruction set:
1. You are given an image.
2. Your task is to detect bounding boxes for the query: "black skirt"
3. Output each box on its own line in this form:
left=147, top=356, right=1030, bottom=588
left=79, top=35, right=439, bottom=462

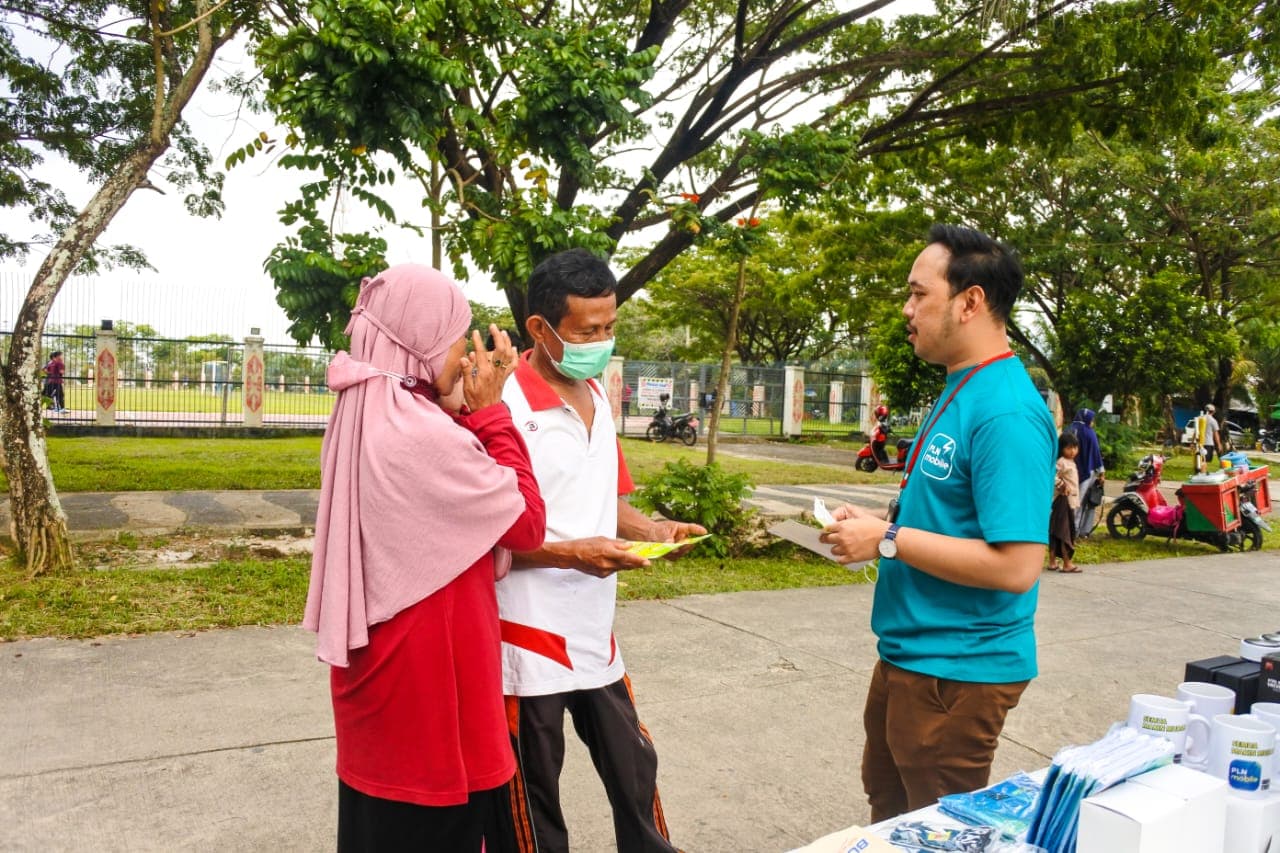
left=1049, top=495, right=1076, bottom=559
left=337, top=780, right=519, bottom=853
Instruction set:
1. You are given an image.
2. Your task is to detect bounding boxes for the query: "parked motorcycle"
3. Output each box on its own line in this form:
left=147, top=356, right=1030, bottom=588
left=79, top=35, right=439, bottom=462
left=1105, top=453, right=1268, bottom=551
left=646, top=394, right=700, bottom=446
left=855, top=405, right=912, bottom=473
left=1259, top=427, right=1278, bottom=453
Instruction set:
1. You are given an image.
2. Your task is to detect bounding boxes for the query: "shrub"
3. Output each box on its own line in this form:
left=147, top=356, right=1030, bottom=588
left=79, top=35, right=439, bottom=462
left=1093, top=418, right=1139, bottom=472
left=632, top=459, right=756, bottom=557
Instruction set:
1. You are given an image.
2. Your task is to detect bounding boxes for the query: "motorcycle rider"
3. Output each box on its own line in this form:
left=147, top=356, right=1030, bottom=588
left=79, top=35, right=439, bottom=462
left=871, top=404, right=892, bottom=465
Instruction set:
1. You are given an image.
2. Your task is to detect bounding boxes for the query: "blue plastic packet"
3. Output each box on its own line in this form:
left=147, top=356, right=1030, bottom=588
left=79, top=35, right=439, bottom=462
left=937, top=772, right=1042, bottom=840
left=888, top=820, right=996, bottom=852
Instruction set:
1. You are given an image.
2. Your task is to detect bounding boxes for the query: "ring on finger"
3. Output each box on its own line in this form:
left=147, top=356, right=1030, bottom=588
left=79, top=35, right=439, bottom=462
left=492, top=359, right=505, bottom=369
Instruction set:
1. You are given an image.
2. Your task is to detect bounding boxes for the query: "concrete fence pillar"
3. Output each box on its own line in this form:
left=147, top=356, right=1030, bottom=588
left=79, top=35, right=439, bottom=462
left=829, top=380, right=843, bottom=424
left=243, top=332, right=265, bottom=427
left=783, top=365, right=804, bottom=437
left=94, top=324, right=117, bottom=426
left=603, top=356, right=624, bottom=431
left=860, top=373, right=876, bottom=433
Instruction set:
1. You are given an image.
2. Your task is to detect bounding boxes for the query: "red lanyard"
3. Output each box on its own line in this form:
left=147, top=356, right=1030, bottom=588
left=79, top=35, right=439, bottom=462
left=899, top=350, right=1015, bottom=490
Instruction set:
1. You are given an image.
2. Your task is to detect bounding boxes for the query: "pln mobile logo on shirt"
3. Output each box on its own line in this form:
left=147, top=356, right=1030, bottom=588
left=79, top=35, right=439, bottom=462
left=921, top=433, right=957, bottom=481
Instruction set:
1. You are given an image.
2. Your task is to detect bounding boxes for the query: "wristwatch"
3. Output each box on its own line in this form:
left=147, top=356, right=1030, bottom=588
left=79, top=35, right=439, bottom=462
left=877, top=523, right=901, bottom=559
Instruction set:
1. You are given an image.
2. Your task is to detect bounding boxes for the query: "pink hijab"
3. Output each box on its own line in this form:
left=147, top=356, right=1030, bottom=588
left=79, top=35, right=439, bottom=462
left=303, top=264, right=526, bottom=666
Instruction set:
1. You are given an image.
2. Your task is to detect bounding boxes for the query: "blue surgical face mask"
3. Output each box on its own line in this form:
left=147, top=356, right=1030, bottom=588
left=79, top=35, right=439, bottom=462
left=541, top=321, right=615, bottom=380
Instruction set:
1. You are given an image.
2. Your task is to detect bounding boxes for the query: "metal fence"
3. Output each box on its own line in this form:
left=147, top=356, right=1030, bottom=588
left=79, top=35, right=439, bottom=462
left=618, top=359, right=876, bottom=438
left=6, top=330, right=889, bottom=436
left=3, top=331, right=335, bottom=428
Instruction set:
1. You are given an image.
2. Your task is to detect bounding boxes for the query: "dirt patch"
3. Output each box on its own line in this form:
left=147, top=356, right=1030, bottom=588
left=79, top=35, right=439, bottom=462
left=76, top=532, right=315, bottom=571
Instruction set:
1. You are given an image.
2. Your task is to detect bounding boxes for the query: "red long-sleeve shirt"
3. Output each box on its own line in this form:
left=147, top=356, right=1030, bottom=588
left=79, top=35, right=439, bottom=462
left=331, top=403, right=545, bottom=806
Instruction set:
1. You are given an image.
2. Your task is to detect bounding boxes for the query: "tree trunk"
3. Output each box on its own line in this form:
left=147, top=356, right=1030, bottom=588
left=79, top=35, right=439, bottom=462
left=0, top=350, right=72, bottom=575
left=1, top=144, right=166, bottom=573
left=705, top=251, right=750, bottom=465
left=1162, top=395, right=1178, bottom=445
left=0, top=0, right=234, bottom=574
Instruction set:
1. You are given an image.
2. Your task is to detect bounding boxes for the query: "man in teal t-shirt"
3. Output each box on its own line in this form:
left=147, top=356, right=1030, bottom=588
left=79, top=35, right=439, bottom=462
left=821, top=225, right=1056, bottom=823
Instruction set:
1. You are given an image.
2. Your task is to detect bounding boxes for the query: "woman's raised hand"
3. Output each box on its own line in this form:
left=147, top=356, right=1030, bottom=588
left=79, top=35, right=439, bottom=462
left=459, top=325, right=517, bottom=411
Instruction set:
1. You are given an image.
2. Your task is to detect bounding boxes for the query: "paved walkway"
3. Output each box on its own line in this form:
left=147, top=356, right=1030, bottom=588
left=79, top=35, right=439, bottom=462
left=4, top=465, right=1270, bottom=541
left=3, top=550, right=1279, bottom=851
left=0, top=442, right=1276, bottom=850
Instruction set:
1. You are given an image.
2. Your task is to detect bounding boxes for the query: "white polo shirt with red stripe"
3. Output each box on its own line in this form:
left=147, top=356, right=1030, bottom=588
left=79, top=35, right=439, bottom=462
left=497, top=354, right=636, bottom=697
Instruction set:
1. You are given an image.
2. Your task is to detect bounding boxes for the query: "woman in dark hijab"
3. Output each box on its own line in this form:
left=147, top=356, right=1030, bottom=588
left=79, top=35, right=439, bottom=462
left=1070, top=408, right=1105, bottom=536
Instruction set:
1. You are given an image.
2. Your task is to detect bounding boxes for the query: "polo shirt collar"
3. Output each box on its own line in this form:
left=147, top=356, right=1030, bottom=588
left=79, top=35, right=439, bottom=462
left=514, top=350, right=603, bottom=412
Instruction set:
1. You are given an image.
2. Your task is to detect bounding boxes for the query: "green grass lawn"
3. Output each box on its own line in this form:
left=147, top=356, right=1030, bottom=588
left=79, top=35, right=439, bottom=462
left=17, top=436, right=328, bottom=492
left=0, top=436, right=1272, bottom=640
left=56, top=385, right=334, bottom=415
left=16, top=434, right=878, bottom=493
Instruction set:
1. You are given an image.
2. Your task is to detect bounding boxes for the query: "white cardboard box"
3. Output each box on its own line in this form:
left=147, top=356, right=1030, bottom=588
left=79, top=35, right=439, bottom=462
left=1224, top=789, right=1280, bottom=853
left=1078, top=764, right=1225, bottom=853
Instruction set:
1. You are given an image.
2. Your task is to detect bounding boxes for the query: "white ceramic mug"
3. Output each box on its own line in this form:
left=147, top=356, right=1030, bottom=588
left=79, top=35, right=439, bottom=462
left=1207, top=713, right=1276, bottom=795
left=1250, top=702, right=1280, bottom=734
left=1128, top=693, right=1210, bottom=764
left=1177, top=681, right=1235, bottom=767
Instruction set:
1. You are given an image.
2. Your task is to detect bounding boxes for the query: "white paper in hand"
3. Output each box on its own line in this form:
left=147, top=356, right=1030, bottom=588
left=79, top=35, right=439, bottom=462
left=813, top=497, right=836, bottom=527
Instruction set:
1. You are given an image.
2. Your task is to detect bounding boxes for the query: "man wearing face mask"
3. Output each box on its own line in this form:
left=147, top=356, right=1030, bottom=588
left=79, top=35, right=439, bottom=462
left=497, top=248, right=706, bottom=853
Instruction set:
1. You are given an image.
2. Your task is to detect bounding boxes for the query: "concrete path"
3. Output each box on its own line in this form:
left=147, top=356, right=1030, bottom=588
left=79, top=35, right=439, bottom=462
left=4, top=474, right=1268, bottom=542
left=3, top=550, right=1280, bottom=851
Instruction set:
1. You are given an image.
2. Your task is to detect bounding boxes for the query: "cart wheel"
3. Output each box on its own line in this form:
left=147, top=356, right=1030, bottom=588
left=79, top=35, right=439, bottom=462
left=1241, top=519, right=1264, bottom=552
left=855, top=456, right=877, bottom=473
left=645, top=424, right=665, bottom=442
left=1106, top=503, right=1146, bottom=540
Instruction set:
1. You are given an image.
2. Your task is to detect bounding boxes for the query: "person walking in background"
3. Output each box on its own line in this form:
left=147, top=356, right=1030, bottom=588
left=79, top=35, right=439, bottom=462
left=819, top=224, right=1055, bottom=823
left=1201, top=403, right=1223, bottom=462
left=1069, top=408, right=1104, bottom=537
left=304, top=264, right=545, bottom=852
left=41, top=350, right=65, bottom=412
left=499, top=248, right=706, bottom=853
left=1048, top=430, right=1081, bottom=573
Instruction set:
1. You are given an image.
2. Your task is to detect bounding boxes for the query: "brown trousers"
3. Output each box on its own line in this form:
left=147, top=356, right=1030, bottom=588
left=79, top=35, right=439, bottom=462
left=861, top=659, right=1029, bottom=823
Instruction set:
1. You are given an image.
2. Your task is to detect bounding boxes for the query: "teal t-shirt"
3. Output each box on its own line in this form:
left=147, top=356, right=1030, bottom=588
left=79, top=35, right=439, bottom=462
left=871, top=355, right=1056, bottom=684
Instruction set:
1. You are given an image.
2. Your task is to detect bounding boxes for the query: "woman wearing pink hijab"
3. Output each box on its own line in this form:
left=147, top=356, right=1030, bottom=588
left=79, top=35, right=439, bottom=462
left=304, top=265, right=545, bottom=851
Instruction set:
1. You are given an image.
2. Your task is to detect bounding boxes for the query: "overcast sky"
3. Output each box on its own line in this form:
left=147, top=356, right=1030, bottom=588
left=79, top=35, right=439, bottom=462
left=0, top=43, right=511, bottom=345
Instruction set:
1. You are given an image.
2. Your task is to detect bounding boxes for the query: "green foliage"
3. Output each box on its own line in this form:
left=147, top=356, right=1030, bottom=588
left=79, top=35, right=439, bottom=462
left=1051, top=272, right=1235, bottom=417
left=913, top=97, right=1278, bottom=416
left=612, top=298, right=686, bottom=362
left=1092, top=417, right=1140, bottom=472
left=1244, top=319, right=1280, bottom=426
left=632, top=208, right=921, bottom=366
left=249, top=0, right=1276, bottom=345
left=868, top=311, right=945, bottom=412
left=631, top=459, right=755, bottom=558
left=264, top=222, right=387, bottom=349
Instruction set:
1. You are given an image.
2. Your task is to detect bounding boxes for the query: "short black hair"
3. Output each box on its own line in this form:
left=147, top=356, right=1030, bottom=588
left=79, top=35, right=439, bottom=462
left=1058, top=429, right=1080, bottom=456
left=927, top=224, right=1023, bottom=323
left=51, top=350, right=62, bottom=358
left=525, top=248, right=617, bottom=329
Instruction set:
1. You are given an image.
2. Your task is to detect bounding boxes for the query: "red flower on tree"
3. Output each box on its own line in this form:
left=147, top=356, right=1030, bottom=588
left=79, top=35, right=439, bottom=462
left=680, top=192, right=700, bottom=203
